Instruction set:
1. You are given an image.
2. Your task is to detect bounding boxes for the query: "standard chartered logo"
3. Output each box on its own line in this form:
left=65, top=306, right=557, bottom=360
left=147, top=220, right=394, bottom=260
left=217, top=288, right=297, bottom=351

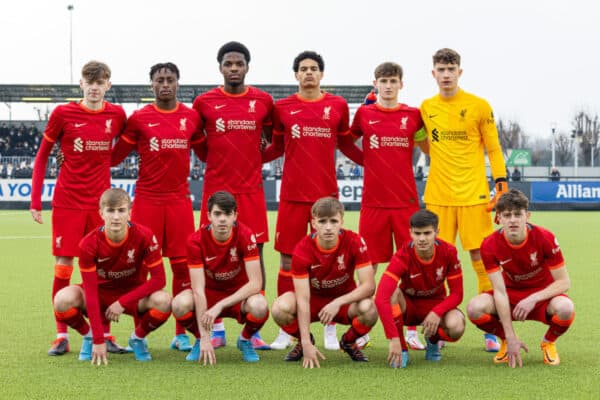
left=149, top=137, right=159, bottom=151
left=369, top=134, right=379, bottom=149
left=291, top=124, right=301, bottom=139
left=216, top=118, right=225, bottom=132
left=73, top=137, right=84, bottom=152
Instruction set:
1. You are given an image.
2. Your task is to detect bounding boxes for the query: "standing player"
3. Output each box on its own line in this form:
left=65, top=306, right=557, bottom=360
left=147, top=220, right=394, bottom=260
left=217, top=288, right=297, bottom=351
left=467, top=189, right=575, bottom=367
left=375, top=209, right=465, bottom=368
left=271, top=197, right=377, bottom=368
left=52, top=188, right=171, bottom=363
left=30, top=61, right=127, bottom=356
left=192, top=41, right=272, bottom=350
left=111, top=62, right=203, bottom=352
left=171, top=191, right=269, bottom=364
left=350, top=61, right=429, bottom=350
left=262, top=50, right=357, bottom=350
left=420, top=48, right=508, bottom=351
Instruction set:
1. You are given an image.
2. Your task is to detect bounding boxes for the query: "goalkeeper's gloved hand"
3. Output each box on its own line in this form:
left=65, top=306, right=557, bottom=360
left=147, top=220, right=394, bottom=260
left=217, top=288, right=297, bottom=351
left=486, top=177, right=508, bottom=212
left=364, top=90, right=377, bottom=105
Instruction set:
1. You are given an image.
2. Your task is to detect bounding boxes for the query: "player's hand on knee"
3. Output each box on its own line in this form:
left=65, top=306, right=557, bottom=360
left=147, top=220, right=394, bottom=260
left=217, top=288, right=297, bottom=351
left=422, top=312, right=441, bottom=337
left=318, top=301, right=341, bottom=325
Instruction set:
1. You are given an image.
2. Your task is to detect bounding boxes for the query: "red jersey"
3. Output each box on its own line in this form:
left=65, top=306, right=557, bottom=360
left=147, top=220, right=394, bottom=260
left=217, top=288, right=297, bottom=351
left=480, top=224, right=565, bottom=290
left=291, top=229, right=372, bottom=298
left=31, top=101, right=126, bottom=210
left=187, top=222, right=260, bottom=294
left=273, top=93, right=350, bottom=202
left=193, top=86, right=273, bottom=194
left=376, top=239, right=463, bottom=339
left=78, top=222, right=165, bottom=343
left=119, top=103, right=202, bottom=201
left=350, top=103, right=424, bottom=208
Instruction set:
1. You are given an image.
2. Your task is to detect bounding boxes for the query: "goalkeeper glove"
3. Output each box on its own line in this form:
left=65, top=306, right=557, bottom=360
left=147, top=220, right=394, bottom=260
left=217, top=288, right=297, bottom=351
left=486, top=178, right=508, bottom=212
left=364, top=90, right=377, bottom=105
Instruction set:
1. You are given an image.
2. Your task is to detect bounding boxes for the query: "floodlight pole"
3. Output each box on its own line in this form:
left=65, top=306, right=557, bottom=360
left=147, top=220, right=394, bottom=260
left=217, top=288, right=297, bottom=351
left=68, top=5, right=74, bottom=84
left=551, top=122, right=556, bottom=168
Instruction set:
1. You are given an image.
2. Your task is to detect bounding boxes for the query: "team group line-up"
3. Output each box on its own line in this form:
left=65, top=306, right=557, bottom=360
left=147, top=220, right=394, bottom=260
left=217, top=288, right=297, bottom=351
left=30, top=42, right=575, bottom=369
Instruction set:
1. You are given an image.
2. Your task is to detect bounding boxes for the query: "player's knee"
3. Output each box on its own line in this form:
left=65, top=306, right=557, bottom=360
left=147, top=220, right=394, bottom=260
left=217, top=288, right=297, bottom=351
left=171, top=290, right=193, bottom=317
left=357, top=298, right=378, bottom=325
left=552, top=297, right=575, bottom=320
left=272, top=295, right=295, bottom=325
left=246, top=294, right=268, bottom=319
left=444, top=311, right=466, bottom=339
left=466, top=294, right=491, bottom=320
left=53, top=286, right=82, bottom=312
left=150, top=290, right=172, bottom=313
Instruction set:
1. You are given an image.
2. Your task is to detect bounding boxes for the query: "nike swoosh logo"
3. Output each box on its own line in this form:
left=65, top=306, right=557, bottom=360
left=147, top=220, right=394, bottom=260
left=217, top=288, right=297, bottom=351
left=499, top=259, right=512, bottom=266
left=290, top=110, right=302, bottom=115
left=214, top=104, right=226, bottom=109
left=206, top=256, right=217, bottom=262
left=148, top=123, right=160, bottom=127
left=428, top=114, right=437, bottom=119
left=311, top=264, right=322, bottom=269
left=368, top=120, right=380, bottom=125
left=74, top=123, right=87, bottom=128
left=98, top=257, right=111, bottom=262
left=182, top=282, right=191, bottom=287
left=409, top=273, right=421, bottom=279
left=255, top=232, right=265, bottom=238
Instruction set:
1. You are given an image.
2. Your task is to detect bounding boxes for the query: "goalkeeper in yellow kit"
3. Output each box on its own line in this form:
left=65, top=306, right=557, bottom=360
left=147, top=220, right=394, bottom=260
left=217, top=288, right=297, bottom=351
left=420, top=48, right=507, bottom=352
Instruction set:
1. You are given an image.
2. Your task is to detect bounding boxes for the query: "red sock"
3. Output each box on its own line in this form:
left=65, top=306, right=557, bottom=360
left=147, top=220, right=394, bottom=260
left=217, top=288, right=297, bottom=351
left=52, top=264, right=73, bottom=334
left=341, top=317, right=371, bottom=344
left=544, top=312, right=575, bottom=342
left=392, top=304, right=408, bottom=351
left=241, top=311, right=269, bottom=340
left=170, top=257, right=189, bottom=335
left=54, top=308, right=89, bottom=336
left=277, top=269, right=294, bottom=296
left=175, top=311, right=200, bottom=338
left=135, top=308, right=171, bottom=338
left=282, top=319, right=299, bottom=339
left=469, top=313, right=505, bottom=339
left=437, top=327, right=459, bottom=343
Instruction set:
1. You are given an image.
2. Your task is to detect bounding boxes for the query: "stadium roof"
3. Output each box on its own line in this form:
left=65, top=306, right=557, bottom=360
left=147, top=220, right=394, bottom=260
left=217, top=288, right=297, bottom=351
left=0, top=84, right=372, bottom=104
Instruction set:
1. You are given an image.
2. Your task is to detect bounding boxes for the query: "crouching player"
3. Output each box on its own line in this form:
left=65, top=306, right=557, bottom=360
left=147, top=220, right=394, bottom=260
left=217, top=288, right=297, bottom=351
left=375, top=209, right=465, bottom=368
left=271, top=197, right=377, bottom=368
left=53, top=188, right=171, bottom=364
left=171, top=191, right=268, bottom=364
left=467, top=189, right=575, bottom=367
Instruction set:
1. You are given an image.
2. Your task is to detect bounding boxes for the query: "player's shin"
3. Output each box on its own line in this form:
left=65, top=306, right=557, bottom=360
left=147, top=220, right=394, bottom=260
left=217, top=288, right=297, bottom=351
left=54, top=308, right=89, bottom=336
left=544, top=312, right=575, bottom=343
left=242, top=310, right=269, bottom=340
left=52, top=264, right=73, bottom=334
left=469, top=313, right=505, bottom=339
left=135, top=308, right=171, bottom=338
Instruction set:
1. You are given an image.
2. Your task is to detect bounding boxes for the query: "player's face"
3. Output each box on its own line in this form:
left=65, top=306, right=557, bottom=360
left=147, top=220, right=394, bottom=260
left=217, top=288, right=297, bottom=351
left=432, top=63, right=462, bottom=93
left=312, top=212, right=343, bottom=248
left=208, top=205, right=237, bottom=239
left=220, top=52, right=248, bottom=87
left=151, top=68, right=178, bottom=102
left=409, top=225, right=437, bottom=254
left=374, top=75, right=402, bottom=103
left=101, top=202, right=131, bottom=237
left=498, top=208, right=530, bottom=243
left=80, top=78, right=111, bottom=105
left=295, top=59, right=323, bottom=89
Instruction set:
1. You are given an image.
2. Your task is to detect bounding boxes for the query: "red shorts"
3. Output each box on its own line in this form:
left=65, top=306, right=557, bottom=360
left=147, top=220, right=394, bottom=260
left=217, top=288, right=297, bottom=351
left=309, top=294, right=352, bottom=325
left=277, top=269, right=294, bottom=296
left=200, top=190, right=269, bottom=243
left=403, top=296, right=449, bottom=326
left=52, top=207, right=103, bottom=257
left=275, top=200, right=313, bottom=254
left=78, top=284, right=141, bottom=323
left=359, top=205, right=419, bottom=264
left=131, top=196, right=194, bottom=258
left=487, top=289, right=570, bottom=324
left=205, top=287, right=248, bottom=324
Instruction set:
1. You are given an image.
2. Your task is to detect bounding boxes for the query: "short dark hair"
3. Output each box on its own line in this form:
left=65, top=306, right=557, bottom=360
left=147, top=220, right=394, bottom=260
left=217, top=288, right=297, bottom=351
left=217, top=41, right=251, bottom=64
left=81, top=60, right=111, bottom=82
left=99, top=188, right=131, bottom=209
left=374, top=62, right=403, bottom=80
left=410, top=209, right=439, bottom=230
left=311, top=197, right=344, bottom=218
left=149, top=62, right=180, bottom=81
left=496, top=189, right=529, bottom=213
left=293, top=51, right=324, bottom=72
left=432, top=48, right=461, bottom=66
left=207, top=191, right=237, bottom=214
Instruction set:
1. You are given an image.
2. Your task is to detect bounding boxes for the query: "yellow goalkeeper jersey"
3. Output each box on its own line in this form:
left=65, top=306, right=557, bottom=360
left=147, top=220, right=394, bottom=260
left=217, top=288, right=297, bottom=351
left=420, top=89, right=505, bottom=206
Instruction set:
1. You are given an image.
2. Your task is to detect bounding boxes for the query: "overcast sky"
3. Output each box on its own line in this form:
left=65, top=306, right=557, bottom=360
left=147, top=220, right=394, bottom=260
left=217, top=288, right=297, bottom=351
left=1, top=0, right=598, bottom=138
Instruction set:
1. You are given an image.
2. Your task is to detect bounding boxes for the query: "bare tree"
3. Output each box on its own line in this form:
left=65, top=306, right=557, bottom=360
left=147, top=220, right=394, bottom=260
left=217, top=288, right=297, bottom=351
left=555, top=132, right=573, bottom=166
left=571, top=110, right=600, bottom=166
left=497, top=118, right=526, bottom=153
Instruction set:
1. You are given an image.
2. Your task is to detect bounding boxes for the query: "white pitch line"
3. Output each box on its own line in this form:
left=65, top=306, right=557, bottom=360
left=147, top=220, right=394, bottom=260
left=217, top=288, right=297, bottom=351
left=0, top=235, right=51, bottom=240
